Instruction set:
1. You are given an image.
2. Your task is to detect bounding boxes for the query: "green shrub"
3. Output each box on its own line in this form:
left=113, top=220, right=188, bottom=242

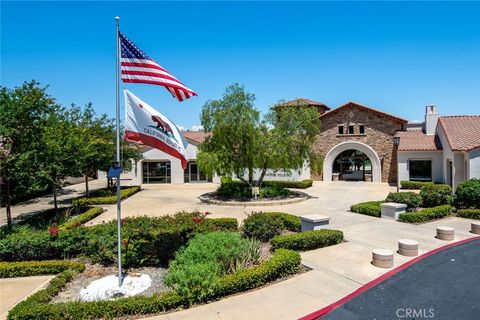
left=242, top=212, right=284, bottom=241
left=268, top=212, right=301, bottom=232
left=72, top=186, right=141, bottom=206
left=0, top=227, right=88, bottom=262
left=7, top=250, right=300, bottom=319
left=456, top=209, right=480, bottom=220
left=164, top=232, right=260, bottom=301
left=385, top=192, right=421, bottom=212
left=262, top=180, right=313, bottom=189
left=59, top=207, right=103, bottom=230
left=270, top=230, right=343, bottom=251
left=259, top=185, right=292, bottom=198
left=419, top=184, right=453, bottom=207
left=350, top=201, right=383, bottom=217
left=399, top=205, right=452, bottom=223
left=400, top=181, right=434, bottom=190
left=0, top=260, right=85, bottom=278
left=454, top=179, right=480, bottom=209
left=216, top=182, right=251, bottom=199
left=0, top=213, right=238, bottom=265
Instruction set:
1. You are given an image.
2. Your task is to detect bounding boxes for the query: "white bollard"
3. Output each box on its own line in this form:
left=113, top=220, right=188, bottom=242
left=471, top=222, right=480, bottom=235
left=398, top=239, right=419, bottom=256
left=436, top=226, right=455, bottom=241
left=372, top=249, right=394, bottom=268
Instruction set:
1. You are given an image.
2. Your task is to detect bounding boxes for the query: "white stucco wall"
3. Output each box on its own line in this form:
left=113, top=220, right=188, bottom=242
left=397, top=151, right=443, bottom=183
left=468, top=148, right=480, bottom=179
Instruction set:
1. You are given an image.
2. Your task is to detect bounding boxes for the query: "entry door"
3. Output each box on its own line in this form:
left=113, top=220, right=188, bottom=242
left=189, top=162, right=199, bottom=182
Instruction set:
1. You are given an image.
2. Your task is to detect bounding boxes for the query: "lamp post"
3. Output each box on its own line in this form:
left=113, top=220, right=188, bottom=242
left=393, top=136, right=400, bottom=192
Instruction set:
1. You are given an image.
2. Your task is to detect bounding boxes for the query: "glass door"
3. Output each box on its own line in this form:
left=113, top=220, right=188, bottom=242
left=189, top=162, right=199, bottom=182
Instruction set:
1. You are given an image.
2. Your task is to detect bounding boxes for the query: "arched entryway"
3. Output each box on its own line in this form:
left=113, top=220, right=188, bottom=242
left=333, top=150, right=372, bottom=181
left=323, top=141, right=382, bottom=182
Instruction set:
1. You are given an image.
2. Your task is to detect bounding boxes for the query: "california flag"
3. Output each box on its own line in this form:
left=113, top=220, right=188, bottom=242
left=124, top=89, right=188, bottom=169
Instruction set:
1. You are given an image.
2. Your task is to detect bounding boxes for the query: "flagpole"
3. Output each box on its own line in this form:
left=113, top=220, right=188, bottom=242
left=115, top=16, right=123, bottom=287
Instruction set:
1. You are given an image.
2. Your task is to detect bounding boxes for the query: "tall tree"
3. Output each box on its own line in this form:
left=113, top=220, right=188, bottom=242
left=0, top=81, right=59, bottom=224
left=197, top=84, right=322, bottom=189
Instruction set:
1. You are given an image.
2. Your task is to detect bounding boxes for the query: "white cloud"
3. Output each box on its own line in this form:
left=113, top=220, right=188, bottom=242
left=190, top=125, right=204, bottom=131
left=177, top=125, right=186, bottom=131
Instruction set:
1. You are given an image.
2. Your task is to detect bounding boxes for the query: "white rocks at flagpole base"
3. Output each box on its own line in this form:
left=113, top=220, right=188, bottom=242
left=80, top=274, right=152, bottom=302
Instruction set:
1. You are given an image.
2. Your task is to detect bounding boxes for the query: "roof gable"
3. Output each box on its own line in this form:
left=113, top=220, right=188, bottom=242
left=438, top=116, right=480, bottom=151
left=321, top=101, right=408, bottom=123
left=274, top=98, right=330, bottom=111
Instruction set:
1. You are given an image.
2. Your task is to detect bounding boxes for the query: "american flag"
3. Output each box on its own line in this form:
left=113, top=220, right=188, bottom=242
left=120, top=32, right=197, bottom=102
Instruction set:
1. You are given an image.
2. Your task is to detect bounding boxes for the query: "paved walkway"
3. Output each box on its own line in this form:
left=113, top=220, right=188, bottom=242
left=0, top=179, right=109, bottom=227
left=0, top=276, right=53, bottom=320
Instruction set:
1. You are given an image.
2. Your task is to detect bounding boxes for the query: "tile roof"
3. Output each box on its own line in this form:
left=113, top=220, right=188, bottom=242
left=438, top=116, right=480, bottom=151
left=274, top=98, right=331, bottom=111
left=183, top=131, right=209, bottom=144
left=321, top=101, right=408, bottom=123
left=395, top=130, right=442, bottom=151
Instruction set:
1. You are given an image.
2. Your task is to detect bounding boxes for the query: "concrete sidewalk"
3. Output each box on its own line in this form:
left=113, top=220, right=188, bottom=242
left=0, top=179, right=123, bottom=227
left=0, top=276, right=53, bottom=320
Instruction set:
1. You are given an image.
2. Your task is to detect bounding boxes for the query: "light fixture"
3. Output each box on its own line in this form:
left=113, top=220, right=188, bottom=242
left=393, top=136, right=400, bottom=146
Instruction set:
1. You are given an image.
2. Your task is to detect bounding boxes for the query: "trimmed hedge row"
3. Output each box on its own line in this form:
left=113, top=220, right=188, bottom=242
left=262, top=180, right=313, bottom=189
left=0, top=260, right=85, bottom=278
left=400, top=181, right=433, bottom=190
left=72, top=186, right=141, bottom=206
left=350, top=201, right=383, bottom=217
left=7, top=249, right=300, bottom=320
left=456, top=209, right=480, bottom=220
left=270, top=230, right=343, bottom=251
left=59, top=207, right=103, bottom=231
left=398, top=205, right=453, bottom=223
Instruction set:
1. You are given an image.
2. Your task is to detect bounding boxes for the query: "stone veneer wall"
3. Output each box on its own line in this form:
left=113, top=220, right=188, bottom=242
left=314, top=104, right=404, bottom=183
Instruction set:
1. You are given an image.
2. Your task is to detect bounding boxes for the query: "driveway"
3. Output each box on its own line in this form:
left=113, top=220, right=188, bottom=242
left=87, top=181, right=395, bottom=225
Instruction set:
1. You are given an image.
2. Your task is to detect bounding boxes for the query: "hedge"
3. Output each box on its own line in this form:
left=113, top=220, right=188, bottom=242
left=385, top=192, right=421, bottom=212
left=242, top=212, right=301, bottom=241
left=72, top=186, right=141, bottom=206
left=454, top=179, right=480, bottom=209
left=400, top=181, right=434, bottom=190
left=262, top=180, right=313, bottom=189
left=398, top=205, right=453, bottom=223
left=350, top=201, right=384, bottom=217
left=456, top=209, right=480, bottom=220
left=419, top=184, right=453, bottom=208
left=0, top=213, right=238, bottom=265
left=270, top=230, right=343, bottom=251
left=7, top=249, right=300, bottom=320
left=59, top=207, right=103, bottom=230
left=0, top=260, right=85, bottom=278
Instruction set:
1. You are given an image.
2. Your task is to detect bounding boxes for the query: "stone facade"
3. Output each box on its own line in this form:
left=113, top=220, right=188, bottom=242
left=314, top=102, right=406, bottom=183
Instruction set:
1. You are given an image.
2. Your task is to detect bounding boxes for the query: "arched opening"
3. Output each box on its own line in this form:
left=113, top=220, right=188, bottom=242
left=323, top=141, right=382, bottom=182
left=332, top=150, right=372, bottom=181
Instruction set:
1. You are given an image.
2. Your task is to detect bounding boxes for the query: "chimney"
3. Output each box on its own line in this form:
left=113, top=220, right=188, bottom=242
left=424, top=105, right=439, bottom=135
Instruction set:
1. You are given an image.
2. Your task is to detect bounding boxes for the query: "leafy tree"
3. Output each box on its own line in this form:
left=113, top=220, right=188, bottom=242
left=0, top=81, right=60, bottom=224
left=198, top=84, right=321, bottom=191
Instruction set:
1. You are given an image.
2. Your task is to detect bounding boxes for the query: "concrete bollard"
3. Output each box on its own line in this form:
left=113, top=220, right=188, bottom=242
left=436, top=226, right=455, bottom=241
left=471, top=222, right=480, bottom=235
left=372, top=249, right=394, bottom=268
left=398, top=239, right=419, bottom=256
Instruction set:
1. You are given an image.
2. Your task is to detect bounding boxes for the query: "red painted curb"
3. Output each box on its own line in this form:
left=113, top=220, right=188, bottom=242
left=298, top=236, right=480, bottom=320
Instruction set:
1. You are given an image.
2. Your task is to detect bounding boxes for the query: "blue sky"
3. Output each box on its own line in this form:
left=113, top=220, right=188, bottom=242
left=1, top=1, right=479, bottom=129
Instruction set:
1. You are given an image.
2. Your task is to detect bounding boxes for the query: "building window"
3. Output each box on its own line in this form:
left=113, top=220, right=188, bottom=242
left=409, top=160, right=432, bottom=181
left=338, top=125, right=344, bottom=135
left=143, top=161, right=171, bottom=183
left=184, top=161, right=212, bottom=183
left=348, top=125, right=354, bottom=134
left=359, top=125, right=365, bottom=134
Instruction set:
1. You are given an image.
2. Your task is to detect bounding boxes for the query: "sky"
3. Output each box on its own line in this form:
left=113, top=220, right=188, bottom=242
left=1, top=1, right=480, bottom=129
